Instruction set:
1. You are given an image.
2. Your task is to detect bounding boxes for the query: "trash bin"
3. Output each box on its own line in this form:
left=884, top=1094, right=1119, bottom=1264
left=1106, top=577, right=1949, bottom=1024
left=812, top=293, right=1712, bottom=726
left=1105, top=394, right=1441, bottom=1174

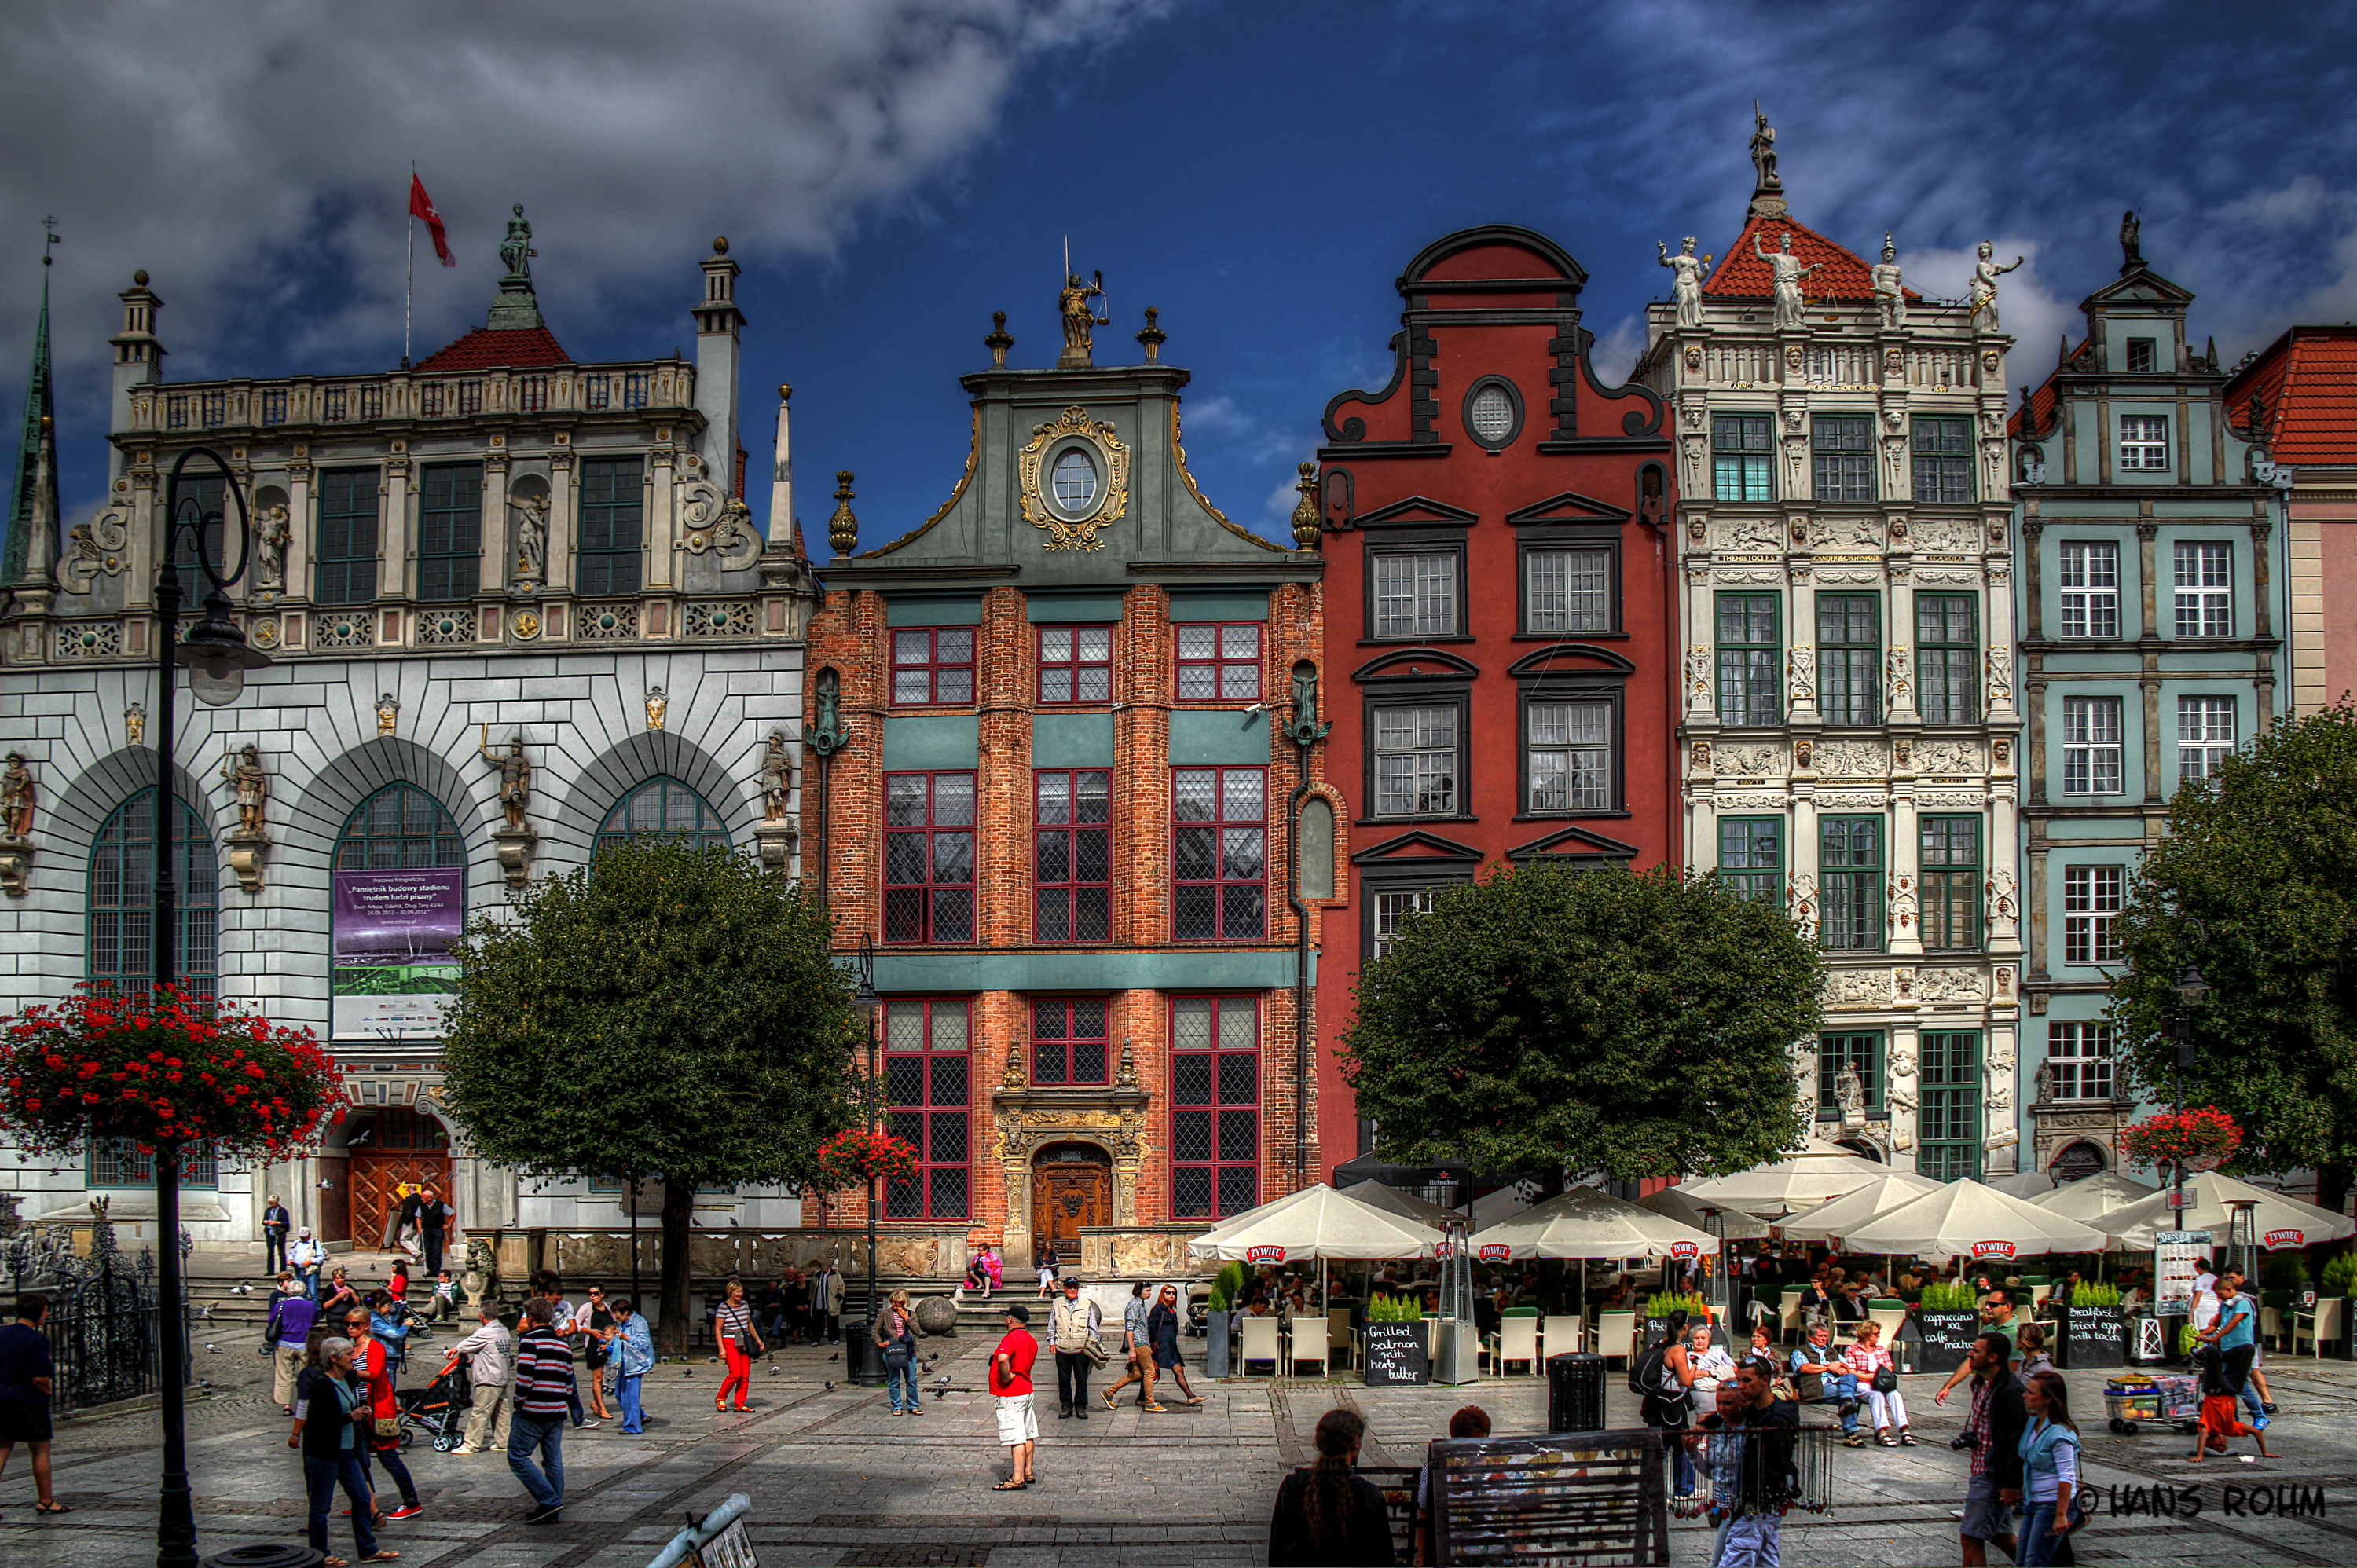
left=1546, top=1351, right=1606, bottom=1434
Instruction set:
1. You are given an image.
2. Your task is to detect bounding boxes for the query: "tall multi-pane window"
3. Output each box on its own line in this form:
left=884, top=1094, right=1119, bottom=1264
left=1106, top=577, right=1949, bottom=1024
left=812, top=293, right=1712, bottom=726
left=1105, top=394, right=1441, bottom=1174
left=337, top=783, right=464, bottom=871
left=1920, top=815, right=1981, bottom=951
left=1373, top=889, right=1438, bottom=957
left=2047, top=1022, right=2115, bottom=1101
left=1912, top=416, right=1973, bottom=502
left=1372, top=553, right=1458, bottom=638
left=1170, top=997, right=1259, bottom=1220
left=416, top=462, right=482, bottom=602
left=2062, top=865, right=2124, bottom=964
left=2172, top=542, right=2233, bottom=637
left=1917, top=595, right=1978, bottom=724
left=1718, top=817, right=1783, bottom=903
left=1523, top=547, right=1611, bottom=633
left=1713, top=414, right=1772, bottom=501
left=1812, top=415, right=1875, bottom=501
left=1030, top=998, right=1109, bottom=1086
left=1034, top=769, right=1110, bottom=942
left=2061, top=697, right=2124, bottom=795
left=576, top=456, right=643, bottom=596
left=1820, top=816, right=1883, bottom=952
left=2178, top=695, right=2238, bottom=782
left=1817, top=595, right=1878, bottom=727
left=2120, top=416, right=2171, bottom=471
left=1716, top=594, right=1779, bottom=725
left=1527, top=701, right=1612, bottom=812
left=1816, top=1031, right=1883, bottom=1120
left=89, top=790, right=217, bottom=997
left=1036, top=625, right=1113, bottom=705
left=891, top=627, right=976, bottom=706
left=594, top=777, right=730, bottom=856
left=2058, top=542, right=2121, bottom=638
left=883, top=771, right=976, bottom=943
left=882, top=999, right=970, bottom=1220
left=1919, top=1031, right=1982, bottom=1181
left=1173, top=768, right=1265, bottom=940
left=313, top=468, right=379, bottom=606
left=1373, top=706, right=1458, bottom=817
left=1175, top=623, right=1261, bottom=702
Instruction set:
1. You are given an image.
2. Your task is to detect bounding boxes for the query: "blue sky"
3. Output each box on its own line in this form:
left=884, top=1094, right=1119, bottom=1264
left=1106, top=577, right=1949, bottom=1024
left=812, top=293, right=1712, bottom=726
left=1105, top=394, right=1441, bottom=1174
left=7, top=0, right=2357, bottom=561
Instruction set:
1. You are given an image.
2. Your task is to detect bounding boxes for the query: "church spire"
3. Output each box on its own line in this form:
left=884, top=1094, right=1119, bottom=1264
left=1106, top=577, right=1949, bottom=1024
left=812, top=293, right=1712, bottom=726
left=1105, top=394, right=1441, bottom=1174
left=3, top=223, right=60, bottom=589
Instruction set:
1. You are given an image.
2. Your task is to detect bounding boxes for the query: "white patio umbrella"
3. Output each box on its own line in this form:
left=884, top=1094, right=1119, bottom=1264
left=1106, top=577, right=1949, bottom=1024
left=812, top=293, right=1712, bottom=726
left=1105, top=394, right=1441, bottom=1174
left=1186, top=1183, right=1445, bottom=1262
left=1468, top=1185, right=1717, bottom=1262
left=1340, top=1178, right=1460, bottom=1226
left=1985, top=1169, right=2059, bottom=1199
left=2025, top=1170, right=2155, bottom=1227
left=1471, top=1184, right=1534, bottom=1231
left=1774, top=1169, right=1947, bottom=1241
left=1838, top=1178, right=2107, bottom=1262
left=2102, top=1171, right=2355, bottom=1252
left=1674, top=1138, right=1895, bottom=1218
left=1634, top=1184, right=1772, bottom=1242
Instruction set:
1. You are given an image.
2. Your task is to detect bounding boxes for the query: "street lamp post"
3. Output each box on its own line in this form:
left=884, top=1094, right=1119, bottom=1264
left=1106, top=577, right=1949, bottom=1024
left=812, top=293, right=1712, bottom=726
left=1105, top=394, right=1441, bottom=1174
left=153, top=448, right=270, bottom=1568
left=2170, top=961, right=2211, bottom=1220
left=853, top=934, right=884, bottom=1387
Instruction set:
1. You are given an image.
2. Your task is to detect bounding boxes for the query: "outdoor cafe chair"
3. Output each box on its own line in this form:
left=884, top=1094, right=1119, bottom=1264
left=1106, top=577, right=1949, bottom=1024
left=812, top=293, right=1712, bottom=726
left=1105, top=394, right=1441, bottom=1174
left=1541, top=1313, right=1582, bottom=1361
left=1484, top=1313, right=1540, bottom=1376
left=1239, top=1313, right=1285, bottom=1377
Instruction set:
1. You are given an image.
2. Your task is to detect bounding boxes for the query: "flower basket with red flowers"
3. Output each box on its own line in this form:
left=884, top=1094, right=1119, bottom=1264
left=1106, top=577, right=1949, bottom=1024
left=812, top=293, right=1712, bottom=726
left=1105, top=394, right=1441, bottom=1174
left=2117, top=1106, right=2243, bottom=1173
left=0, top=983, right=343, bottom=1164
left=816, top=1127, right=920, bottom=1192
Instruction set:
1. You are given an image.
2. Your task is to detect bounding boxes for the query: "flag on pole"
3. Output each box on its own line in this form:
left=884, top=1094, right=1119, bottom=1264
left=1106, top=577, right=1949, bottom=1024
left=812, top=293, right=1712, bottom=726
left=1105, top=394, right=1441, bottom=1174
left=409, top=174, right=453, bottom=267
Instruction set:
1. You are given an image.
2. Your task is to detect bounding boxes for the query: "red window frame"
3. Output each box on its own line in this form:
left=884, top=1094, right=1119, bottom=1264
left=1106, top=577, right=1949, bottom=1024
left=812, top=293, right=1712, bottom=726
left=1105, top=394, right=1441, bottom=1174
left=1170, top=995, right=1259, bottom=1220
left=1030, top=996, right=1111, bottom=1086
left=1033, top=769, right=1111, bottom=943
left=882, top=998, right=970, bottom=1220
left=883, top=771, right=976, bottom=944
left=890, top=626, right=976, bottom=707
left=1173, top=766, right=1266, bottom=941
left=1175, top=621, right=1263, bottom=702
left=1036, top=625, right=1114, bottom=705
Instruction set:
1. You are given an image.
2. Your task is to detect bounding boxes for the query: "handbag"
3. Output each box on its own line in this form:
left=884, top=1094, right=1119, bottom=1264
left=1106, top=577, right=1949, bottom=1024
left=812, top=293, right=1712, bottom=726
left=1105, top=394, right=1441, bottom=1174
left=1082, top=1335, right=1109, bottom=1367
left=373, top=1415, right=401, bottom=1439
left=1872, top=1366, right=1898, bottom=1394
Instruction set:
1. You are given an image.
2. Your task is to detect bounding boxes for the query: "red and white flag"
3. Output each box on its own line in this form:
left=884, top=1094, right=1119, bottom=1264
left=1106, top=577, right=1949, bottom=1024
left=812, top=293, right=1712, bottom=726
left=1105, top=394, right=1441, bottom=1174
left=409, top=174, right=453, bottom=267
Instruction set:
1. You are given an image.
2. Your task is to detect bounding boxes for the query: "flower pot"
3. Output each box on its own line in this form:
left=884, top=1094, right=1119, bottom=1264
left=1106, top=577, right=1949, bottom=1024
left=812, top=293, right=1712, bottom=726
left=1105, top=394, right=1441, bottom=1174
left=2056, top=1305, right=2125, bottom=1370
left=1204, top=1310, right=1232, bottom=1379
left=1912, top=1310, right=1979, bottom=1376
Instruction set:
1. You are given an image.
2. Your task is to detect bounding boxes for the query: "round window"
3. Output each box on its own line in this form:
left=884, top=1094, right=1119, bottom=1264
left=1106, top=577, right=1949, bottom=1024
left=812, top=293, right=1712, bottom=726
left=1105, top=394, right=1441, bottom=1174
left=1050, top=448, right=1099, bottom=513
left=1468, top=383, right=1517, bottom=444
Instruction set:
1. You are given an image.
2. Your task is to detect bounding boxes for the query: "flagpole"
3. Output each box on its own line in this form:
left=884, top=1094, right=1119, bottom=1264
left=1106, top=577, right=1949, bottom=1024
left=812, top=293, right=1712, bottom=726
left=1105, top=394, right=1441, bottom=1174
left=404, top=161, right=415, bottom=369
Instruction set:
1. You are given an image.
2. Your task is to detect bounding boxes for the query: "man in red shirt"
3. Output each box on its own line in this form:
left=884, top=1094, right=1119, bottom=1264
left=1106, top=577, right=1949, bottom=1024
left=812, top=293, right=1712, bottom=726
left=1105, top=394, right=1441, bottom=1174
left=989, top=1304, right=1039, bottom=1489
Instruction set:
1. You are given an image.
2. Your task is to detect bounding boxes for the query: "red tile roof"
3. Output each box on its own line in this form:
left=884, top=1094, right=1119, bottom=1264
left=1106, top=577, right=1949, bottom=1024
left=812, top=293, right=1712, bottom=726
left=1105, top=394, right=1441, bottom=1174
left=2226, top=327, right=2357, bottom=464
left=1702, top=214, right=1918, bottom=303
left=412, top=327, right=570, bottom=373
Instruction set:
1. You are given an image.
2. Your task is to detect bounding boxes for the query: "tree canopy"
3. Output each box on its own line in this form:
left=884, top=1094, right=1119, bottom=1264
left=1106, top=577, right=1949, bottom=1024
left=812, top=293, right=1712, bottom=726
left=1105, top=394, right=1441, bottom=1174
left=1340, top=862, right=1822, bottom=1181
left=2110, top=705, right=2357, bottom=1211
left=440, top=838, right=860, bottom=1345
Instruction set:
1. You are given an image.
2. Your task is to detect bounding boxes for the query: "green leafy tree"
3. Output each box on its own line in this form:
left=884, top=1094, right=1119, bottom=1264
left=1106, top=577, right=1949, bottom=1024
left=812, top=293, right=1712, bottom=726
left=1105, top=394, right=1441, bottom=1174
left=440, top=839, right=860, bottom=1349
left=1341, top=862, right=1822, bottom=1181
left=2110, top=705, right=2357, bottom=1212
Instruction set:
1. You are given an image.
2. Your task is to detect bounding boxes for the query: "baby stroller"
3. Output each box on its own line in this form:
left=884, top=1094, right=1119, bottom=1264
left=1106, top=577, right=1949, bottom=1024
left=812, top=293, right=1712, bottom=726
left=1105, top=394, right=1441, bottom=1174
left=399, top=1355, right=471, bottom=1453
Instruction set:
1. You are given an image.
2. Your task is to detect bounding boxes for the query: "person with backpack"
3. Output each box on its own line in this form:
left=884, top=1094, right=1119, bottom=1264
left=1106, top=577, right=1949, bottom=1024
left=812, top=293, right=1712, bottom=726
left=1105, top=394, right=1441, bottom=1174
left=1632, top=1309, right=1699, bottom=1497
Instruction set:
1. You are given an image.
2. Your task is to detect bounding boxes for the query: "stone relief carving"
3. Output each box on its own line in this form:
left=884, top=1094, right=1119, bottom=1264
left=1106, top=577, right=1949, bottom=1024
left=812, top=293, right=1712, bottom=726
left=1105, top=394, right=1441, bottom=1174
left=1914, top=967, right=1985, bottom=1002
left=1915, top=790, right=1990, bottom=807
left=124, top=704, right=144, bottom=746
left=376, top=694, right=399, bottom=736
left=1716, top=744, right=1780, bottom=776
left=1715, top=568, right=1782, bottom=584
left=1887, top=874, right=1917, bottom=936
left=1809, top=514, right=1882, bottom=551
left=1787, top=873, right=1817, bottom=941
left=1813, top=740, right=1886, bottom=777
left=1913, top=739, right=1981, bottom=775
left=1827, top=968, right=1888, bottom=1007
left=1684, top=646, right=1714, bottom=705
left=1690, top=740, right=1711, bottom=771
left=680, top=479, right=761, bottom=569
left=1986, top=868, right=2019, bottom=929
left=1793, top=737, right=1813, bottom=769
left=60, top=500, right=132, bottom=593
left=1886, top=647, right=1913, bottom=711
left=1881, top=435, right=1909, bottom=496
left=1717, top=515, right=1787, bottom=551
left=1889, top=1048, right=1918, bottom=1081
left=1787, top=644, right=1816, bottom=704
left=1986, top=646, right=2014, bottom=706
left=1907, top=516, right=1979, bottom=554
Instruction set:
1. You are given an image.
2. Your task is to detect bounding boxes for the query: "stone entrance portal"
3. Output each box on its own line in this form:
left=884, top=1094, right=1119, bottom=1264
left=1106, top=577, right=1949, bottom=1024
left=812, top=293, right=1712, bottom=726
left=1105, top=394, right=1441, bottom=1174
left=1032, top=1142, right=1113, bottom=1263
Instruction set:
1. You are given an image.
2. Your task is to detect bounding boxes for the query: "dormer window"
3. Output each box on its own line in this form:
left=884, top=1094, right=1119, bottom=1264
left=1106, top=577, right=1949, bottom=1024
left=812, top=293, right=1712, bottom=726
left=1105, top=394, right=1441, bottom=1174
left=2127, top=338, right=2157, bottom=373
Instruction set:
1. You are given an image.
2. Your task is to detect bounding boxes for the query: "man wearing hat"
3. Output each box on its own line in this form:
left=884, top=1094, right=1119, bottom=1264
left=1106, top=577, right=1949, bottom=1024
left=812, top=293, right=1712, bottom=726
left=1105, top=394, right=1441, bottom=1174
left=990, top=1305, right=1039, bottom=1490
left=1049, top=1277, right=1102, bottom=1420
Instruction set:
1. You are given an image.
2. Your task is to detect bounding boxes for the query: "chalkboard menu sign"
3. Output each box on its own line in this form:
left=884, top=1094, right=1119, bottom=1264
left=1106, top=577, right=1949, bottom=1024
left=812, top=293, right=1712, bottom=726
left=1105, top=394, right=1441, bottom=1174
left=2059, top=1305, right=2125, bottom=1370
left=1915, top=1310, right=1979, bottom=1376
left=1362, top=1321, right=1431, bottom=1386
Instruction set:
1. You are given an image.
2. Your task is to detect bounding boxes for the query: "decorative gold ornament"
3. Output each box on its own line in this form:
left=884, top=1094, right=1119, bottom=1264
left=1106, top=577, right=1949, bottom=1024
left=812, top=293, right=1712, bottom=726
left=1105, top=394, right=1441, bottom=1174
left=645, top=687, right=668, bottom=731
left=251, top=618, right=280, bottom=650
left=511, top=610, right=541, bottom=641
left=1019, top=405, right=1129, bottom=553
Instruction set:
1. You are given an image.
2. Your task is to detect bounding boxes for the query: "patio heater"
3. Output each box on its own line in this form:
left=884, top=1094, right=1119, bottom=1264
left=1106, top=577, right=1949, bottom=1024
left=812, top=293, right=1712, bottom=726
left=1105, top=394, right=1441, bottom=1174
left=1433, top=1214, right=1478, bottom=1384
left=2226, top=1199, right=2259, bottom=1292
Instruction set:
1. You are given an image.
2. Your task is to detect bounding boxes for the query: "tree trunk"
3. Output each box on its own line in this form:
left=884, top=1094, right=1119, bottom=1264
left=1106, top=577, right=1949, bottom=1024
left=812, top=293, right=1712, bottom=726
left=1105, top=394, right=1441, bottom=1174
left=2318, top=1162, right=2353, bottom=1223
left=656, top=1178, right=695, bottom=1355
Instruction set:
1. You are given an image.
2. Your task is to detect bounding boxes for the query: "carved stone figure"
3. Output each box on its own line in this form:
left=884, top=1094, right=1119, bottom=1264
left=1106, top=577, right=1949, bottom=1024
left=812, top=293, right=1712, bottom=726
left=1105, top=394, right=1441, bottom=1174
left=124, top=705, right=145, bottom=747
left=222, top=744, right=267, bottom=834
left=1058, top=271, right=1108, bottom=366
left=2120, top=209, right=2143, bottom=271
left=1836, top=1064, right=1867, bottom=1131
left=1721, top=514, right=1784, bottom=551
left=1753, top=229, right=1822, bottom=330
left=645, top=687, right=667, bottom=732
left=499, top=204, right=534, bottom=279
left=761, top=731, right=792, bottom=821
left=1967, top=242, right=2024, bottom=332
left=1690, top=740, right=1711, bottom=771
left=1793, top=737, right=1813, bottom=770
left=254, top=504, right=291, bottom=592
left=0, top=753, right=32, bottom=838
left=376, top=694, right=399, bottom=737
left=480, top=731, right=533, bottom=831
left=810, top=668, right=848, bottom=757
left=1658, top=237, right=1712, bottom=330
left=1871, top=235, right=1906, bottom=330
left=1748, top=104, right=1781, bottom=192
left=508, top=493, right=548, bottom=585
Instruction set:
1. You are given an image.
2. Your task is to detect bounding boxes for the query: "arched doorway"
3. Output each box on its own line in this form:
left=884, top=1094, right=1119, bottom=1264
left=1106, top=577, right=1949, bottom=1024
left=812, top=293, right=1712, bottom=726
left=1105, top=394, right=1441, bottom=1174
left=344, top=1108, right=453, bottom=1249
left=2051, top=1141, right=2108, bottom=1183
left=1032, top=1141, right=1112, bottom=1266
left=1833, top=1138, right=1886, bottom=1163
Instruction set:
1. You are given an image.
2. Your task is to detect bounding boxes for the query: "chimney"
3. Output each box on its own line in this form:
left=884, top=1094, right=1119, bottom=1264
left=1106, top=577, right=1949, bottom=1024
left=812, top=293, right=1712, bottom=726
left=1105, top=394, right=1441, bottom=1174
left=694, top=237, right=745, bottom=495
left=109, top=270, right=164, bottom=485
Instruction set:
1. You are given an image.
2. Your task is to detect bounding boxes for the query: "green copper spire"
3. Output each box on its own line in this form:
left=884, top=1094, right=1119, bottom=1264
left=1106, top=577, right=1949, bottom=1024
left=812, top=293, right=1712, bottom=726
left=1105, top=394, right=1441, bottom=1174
left=2, top=229, right=58, bottom=588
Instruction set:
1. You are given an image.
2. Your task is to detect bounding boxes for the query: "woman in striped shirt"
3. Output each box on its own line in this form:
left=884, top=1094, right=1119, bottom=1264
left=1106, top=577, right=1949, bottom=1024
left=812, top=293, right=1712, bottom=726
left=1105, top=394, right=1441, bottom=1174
left=713, top=1280, right=764, bottom=1413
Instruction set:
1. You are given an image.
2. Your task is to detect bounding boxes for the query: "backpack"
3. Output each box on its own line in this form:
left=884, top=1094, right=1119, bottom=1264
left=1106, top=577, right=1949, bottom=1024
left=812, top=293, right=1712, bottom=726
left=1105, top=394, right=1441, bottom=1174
left=1629, top=1339, right=1684, bottom=1403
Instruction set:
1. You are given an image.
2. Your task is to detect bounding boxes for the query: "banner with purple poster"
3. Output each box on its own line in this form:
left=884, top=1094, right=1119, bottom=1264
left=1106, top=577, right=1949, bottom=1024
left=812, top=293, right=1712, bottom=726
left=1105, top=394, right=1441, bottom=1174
left=331, top=867, right=465, bottom=1039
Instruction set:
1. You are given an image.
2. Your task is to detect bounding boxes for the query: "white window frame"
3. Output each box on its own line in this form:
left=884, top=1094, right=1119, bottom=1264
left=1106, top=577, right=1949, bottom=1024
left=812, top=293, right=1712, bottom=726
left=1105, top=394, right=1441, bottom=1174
left=2047, top=1021, right=2115, bottom=1101
left=2060, top=696, right=2124, bottom=796
left=2172, top=542, right=2234, bottom=638
left=1373, top=889, right=1439, bottom=958
left=2062, top=865, right=2124, bottom=965
left=2120, top=414, right=2171, bottom=471
left=2177, top=694, right=2238, bottom=782
left=1372, top=552, right=1459, bottom=639
left=2057, top=540, right=2121, bottom=639
left=1372, top=705, right=1459, bottom=817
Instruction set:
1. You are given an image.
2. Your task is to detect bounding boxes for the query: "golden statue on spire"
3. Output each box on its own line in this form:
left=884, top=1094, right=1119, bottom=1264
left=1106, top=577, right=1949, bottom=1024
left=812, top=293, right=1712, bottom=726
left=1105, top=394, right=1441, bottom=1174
left=1058, top=262, right=1108, bottom=369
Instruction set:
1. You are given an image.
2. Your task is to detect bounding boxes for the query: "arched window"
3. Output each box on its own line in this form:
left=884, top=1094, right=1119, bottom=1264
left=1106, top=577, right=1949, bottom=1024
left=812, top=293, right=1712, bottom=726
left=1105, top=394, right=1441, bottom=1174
left=332, top=784, right=465, bottom=1042
left=336, top=782, right=464, bottom=870
left=88, top=789, right=217, bottom=997
left=593, top=776, right=730, bottom=855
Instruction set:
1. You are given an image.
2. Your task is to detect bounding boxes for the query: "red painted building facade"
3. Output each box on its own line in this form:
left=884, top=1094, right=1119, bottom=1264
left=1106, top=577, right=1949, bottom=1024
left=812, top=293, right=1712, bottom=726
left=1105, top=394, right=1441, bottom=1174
left=1309, top=225, right=1681, bottom=1178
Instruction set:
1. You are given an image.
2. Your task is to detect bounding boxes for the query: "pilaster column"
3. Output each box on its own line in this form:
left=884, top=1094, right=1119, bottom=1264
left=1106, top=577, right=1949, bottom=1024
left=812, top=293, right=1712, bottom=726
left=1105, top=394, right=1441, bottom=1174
left=1788, top=558, right=1820, bottom=725
left=481, top=447, right=511, bottom=596
left=126, top=467, right=159, bottom=610
left=1684, top=559, right=1717, bottom=726
left=2135, top=518, right=2158, bottom=639
left=1988, top=764, right=2022, bottom=957
left=647, top=444, right=678, bottom=591
left=2026, top=827, right=2051, bottom=983
left=284, top=456, right=313, bottom=603
left=546, top=445, right=576, bottom=595
left=1790, top=770, right=1820, bottom=946
left=379, top=448, right=412, bottom=600
left=1887, top=1020, right=1920, bottom=1174
left=1889, top=770, right=1923, bottom=958
left=1887, top=556, right=1919, bottom=725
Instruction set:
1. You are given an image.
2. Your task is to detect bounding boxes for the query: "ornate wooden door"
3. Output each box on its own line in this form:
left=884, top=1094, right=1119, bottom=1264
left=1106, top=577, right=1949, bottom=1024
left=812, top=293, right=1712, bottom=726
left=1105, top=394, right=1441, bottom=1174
left=345, top=1108, right=453, bottom=1248
left=1032, top=1162, right=1111, bottom=1259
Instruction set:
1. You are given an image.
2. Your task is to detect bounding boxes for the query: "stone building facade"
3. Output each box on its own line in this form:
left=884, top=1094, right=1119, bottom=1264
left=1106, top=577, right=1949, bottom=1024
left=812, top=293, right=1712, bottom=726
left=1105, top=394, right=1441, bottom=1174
left=0, top=231, right=819, bottom=1253
left=801, top=295, right=1329, bottom=1272
left=1638, top=130, right=2025, bottom=1178
left=2010, top=222, right=2287, bottom=1177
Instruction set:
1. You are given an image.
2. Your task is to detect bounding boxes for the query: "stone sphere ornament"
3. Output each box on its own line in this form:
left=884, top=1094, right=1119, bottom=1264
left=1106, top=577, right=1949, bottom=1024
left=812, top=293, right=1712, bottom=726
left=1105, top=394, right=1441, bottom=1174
left=915, top=1295, right=959, bottom=1336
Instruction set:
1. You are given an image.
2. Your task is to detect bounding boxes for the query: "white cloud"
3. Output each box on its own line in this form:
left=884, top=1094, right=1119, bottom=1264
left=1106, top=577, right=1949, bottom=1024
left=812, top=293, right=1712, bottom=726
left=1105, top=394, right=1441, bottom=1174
left=1899, top=239, right=2078, bottom=380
